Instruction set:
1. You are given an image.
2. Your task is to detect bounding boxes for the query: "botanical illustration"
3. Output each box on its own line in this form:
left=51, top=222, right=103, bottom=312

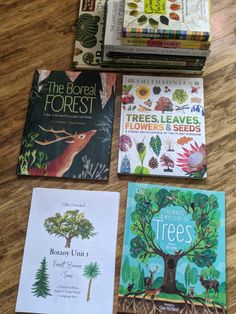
left=44, top=210, right=96, bottom=248
left=118, top=76, right=207, bottom=178
left=17, top=70, right=116, bottom=180
left=31, top=257, right=51, bottom=298
left=83, top=262, right=101, bottom=301
left=118, top=184, right=226, bottom=314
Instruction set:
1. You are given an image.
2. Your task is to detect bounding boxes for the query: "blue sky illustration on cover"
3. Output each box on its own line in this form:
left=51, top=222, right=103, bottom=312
left=118, top=182, right=226, bottom=314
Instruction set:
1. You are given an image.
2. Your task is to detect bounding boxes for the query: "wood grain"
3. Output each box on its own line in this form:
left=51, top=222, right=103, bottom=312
left=0, top=1, right=236, bottom=313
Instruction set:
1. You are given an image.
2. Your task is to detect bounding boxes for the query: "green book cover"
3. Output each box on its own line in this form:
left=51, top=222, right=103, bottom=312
left=17, top=70, right=116, bottom=180
left=118, top=182, right=226, bottom=313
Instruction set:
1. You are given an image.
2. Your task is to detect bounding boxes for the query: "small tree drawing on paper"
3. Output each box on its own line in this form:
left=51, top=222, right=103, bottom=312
left=160, top=154, right=174, bottom=172
left=31, top=257, right=51, bottom=298
left=44, top=210, right=96, bottom=248
left=83, top=262, right=100, bottom=301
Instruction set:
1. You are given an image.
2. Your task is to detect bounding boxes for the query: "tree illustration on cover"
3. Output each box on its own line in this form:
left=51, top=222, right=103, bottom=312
left=119, top=188, right=225, bottom=313
left=31, top=257, right=51, bottom=298
left=83, top=262, right=100, bottom=301
left=44, top=210, right=96, bottom=248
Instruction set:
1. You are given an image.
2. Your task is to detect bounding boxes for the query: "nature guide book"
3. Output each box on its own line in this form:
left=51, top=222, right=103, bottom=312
left=73, top=0, right=106, bottom=69
left=16, top=69, right=116, bottom=180
left=118, top=182, right=226, bottom=314
left=16, top=188, right=120, bottom=314
left=122, top=0, right=211, bottom=41
left=103, top=0, right=210, bottom=59
left=118, top=75, right=207, bottom=179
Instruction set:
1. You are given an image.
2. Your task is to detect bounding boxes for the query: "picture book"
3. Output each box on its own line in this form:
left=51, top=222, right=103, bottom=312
left=17, top=69, right=116, bottom=180
left=123, top=0, right=211, bottom=41
left=118, top=182, right=226, bottom=314
left=117, top=75, right=207, bottom=179
left=73, top=0, right=106, bottom=69
left=16, top=188, right=120, bottom=314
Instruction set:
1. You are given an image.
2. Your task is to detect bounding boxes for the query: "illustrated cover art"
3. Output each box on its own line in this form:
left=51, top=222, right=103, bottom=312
left=118, top=75, right=207, bottom=179
left=123, top=0, right=211, bottom=40
left=73, top=0, right=106, bottom=69
left=118, top=182, right=226, bottom=314
left=17, top=69, right=116, bottom=180
left=16, top=188, right=120, bottom=314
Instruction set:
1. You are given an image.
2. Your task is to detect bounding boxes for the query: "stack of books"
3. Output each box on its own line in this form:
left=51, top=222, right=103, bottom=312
left=73, top=0, right=211, bottom=74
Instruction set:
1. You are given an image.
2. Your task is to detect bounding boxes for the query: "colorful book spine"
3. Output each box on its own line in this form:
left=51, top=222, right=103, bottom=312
left=121, top=37, right=211, bottom=50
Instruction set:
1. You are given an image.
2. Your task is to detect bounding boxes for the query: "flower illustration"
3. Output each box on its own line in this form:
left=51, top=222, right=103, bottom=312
left=135, top=85, right=151, bottom=99
left=177, top=142, right=207, bottom=178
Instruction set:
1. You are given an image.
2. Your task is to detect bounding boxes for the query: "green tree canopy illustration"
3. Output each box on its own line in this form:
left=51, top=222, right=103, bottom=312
left=44, top=210, right=96, bottom=248
left=129, top=188, right=221, bottom=294
left=200, top=265, right=220, bottom=280
left=83, top=262, right=100, bottom=302
left=31, top=257, right=51, bottom=298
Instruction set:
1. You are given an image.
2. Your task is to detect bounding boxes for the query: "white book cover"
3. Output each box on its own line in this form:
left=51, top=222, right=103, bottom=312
left=103, top=0, right=209, bottom=60
left=118, top=75, right=207, bottom=179
left=16, top=188, right=120, bottom=314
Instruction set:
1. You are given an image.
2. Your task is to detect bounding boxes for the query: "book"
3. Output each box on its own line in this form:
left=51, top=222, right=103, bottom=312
left=118, top=75, right=207, bottom=179
left=123, top=0, right=211, bottom=41
left=73, top=0, right=106, bottom=69
left=107, top=52, right=206, bottom=69
left=17, top=69, right=116, bottom=180
left=16, top=187, right=120, bottom=314
left=118, top=182, right=226, bottom=314
left=121, top=37, right=211, bottom=50
left=103, top=0, right=210, bottom=59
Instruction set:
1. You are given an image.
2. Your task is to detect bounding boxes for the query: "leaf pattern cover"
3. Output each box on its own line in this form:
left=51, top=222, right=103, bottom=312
left=123, top=0, right=211, bottom=40
left=118, top=75, right=207, bottom=179
left=17, top=70, right=116, bottom=181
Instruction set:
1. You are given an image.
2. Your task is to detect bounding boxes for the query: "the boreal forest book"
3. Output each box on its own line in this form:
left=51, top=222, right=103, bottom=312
left=123, top=0, right=211, bottom=41
left=16, top=188, right=120, bottom=314
left=118, top=182, right=226, bottom=314
left=118, top=75, right=207, bottom=179
left=17, top=69, right=116, bottom=180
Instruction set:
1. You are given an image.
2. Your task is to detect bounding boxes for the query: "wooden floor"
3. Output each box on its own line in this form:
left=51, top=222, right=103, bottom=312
left=0, top=1, right=236, bottom=313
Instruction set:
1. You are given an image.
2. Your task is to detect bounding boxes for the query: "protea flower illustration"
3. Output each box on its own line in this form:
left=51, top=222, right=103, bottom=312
left=177, top=142, right=207, bottom=178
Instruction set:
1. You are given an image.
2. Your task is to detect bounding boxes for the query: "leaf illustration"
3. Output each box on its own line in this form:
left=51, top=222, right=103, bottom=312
left=130, top=10, right=139, bottom=16
left=134, top=165, right=149, bottom=174
left=137, top=15, right=147, bottom=25
left=149, top=18, right=159, bottom=28
left=150, top=136, right=162, bottom=157
left=127, top=2, right=138, bottom=9
left=160, top=15, right=169, bottom=25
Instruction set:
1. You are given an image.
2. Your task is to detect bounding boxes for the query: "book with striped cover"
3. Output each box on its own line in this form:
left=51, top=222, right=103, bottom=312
left=123, top=0, right=211, bottom=41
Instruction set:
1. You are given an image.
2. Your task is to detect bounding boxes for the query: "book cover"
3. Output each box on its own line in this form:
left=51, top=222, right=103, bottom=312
left=103, top=0, right=210, bottom=59
left=16, top=188, right=120, bottom=314
left=118, top=75, right=207, bottom=179
left=118, top=182, right=226, bottom=314
left=123, top=0, right=211, bottom=40
left=73, top=0, right=106, bottom=69
left=17, top=69, right=116, bottom=181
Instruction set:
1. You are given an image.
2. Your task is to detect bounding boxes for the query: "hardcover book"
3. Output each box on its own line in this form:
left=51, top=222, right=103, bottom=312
left=118, top=182, right=226, bottom=314
left=118, top=75, right=207, bottom=179
left=17, top=69, right=116, bottom=180
left=16, top=188, right=120, bottom=314
left=103, top=0, right=209, bottom=60
left=123, top=0, right=211, bottom=41
left=73, top=0, right=106, bottom=69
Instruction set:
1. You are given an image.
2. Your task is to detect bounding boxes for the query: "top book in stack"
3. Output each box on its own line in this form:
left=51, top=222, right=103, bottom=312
left=122, top=0, right=211, bottom=41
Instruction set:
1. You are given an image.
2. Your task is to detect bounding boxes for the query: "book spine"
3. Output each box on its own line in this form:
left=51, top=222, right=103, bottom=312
left=122, top=29, right=210, bottom=42
left=104, top=44, right=210, bottom=57
left=121, top=37, right=210, bottom=50
left=108, top=52, right=206, bottom=66
left=102, top=58, right=204, bottom=70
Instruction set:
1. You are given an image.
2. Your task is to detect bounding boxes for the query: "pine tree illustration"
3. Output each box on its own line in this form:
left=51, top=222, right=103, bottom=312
left=31, top=257, right=51, bottom=298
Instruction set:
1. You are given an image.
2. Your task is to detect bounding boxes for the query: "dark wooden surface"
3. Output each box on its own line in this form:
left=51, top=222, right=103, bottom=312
left=0, top=1, right=236, bottom=313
